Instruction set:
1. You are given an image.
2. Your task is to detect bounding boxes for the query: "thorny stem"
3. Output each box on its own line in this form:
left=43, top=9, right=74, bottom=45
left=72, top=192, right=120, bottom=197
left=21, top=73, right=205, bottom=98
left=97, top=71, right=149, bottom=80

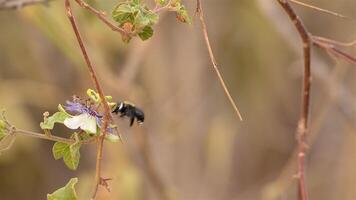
left=64, top=0, right=112, bottom=199
left=196, top=0, right=243, bottom=121
left=277, top=1, right=311, bottom=200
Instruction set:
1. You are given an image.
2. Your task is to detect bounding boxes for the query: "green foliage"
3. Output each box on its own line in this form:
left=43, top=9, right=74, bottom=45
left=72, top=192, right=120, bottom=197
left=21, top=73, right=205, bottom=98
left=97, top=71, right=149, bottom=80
left=47, top=178, right=78, bottom=200
left=112, top=0, right=191, bottom=42
left=174, top=3, right=192, bottom=24
left=52, top=139, right=81, bottom=170
left=138, top=26, right=154, bottom=40
left=112, top=0, right=158, bottom=42
left=40, top=110, right=71, bottom=130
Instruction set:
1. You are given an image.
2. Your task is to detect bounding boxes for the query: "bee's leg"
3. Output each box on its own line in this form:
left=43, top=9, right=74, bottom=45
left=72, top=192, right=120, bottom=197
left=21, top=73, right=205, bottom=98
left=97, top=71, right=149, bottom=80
left=120, top=113, right=125, bottom=117
left=130, top=117, right=135, bottom=127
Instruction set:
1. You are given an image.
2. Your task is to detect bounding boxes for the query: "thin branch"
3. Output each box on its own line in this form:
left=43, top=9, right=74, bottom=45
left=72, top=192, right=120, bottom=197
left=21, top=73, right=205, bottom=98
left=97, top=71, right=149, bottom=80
left=64, top=0, right=112, bottom=199
left=289, top=0, right=350, bottom=19
left=16, top=129, right=74, bottom=144
left=312, top=37, right=356, bottom=65
left=196, top=0, right=243, bottom=121
left=312, top=36, right=356, bottom=47
left=15, top=129, right=96, bottom=144
left=73, top=0, right=130, bottom=36
left=276, top=1, right=311, bottom=200
left=0, top=0, right=50, bottom=10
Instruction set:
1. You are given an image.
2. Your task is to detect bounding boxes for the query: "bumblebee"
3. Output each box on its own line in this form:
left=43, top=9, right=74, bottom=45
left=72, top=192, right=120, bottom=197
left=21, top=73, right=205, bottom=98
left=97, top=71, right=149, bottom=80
left=112, top=101, right=145, bottom=126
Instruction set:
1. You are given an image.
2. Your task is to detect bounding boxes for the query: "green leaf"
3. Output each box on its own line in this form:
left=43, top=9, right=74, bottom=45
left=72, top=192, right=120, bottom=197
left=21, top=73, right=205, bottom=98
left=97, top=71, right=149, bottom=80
left=52, top=139, right=81, bottom=170
left=47, top=178, right=78, bottom=200
left=112, top=4, right=136, bottom=25
left=145, top=12, right=159, bottom=25
left=62, top=141, right=81, bottom=170
left=52, top=142, right=68, bottom=160
left=135, top=12, right=151, bottom=27
left=40, top=111, right=71, bottom=130
left=138, top=26, right=154, bottom=41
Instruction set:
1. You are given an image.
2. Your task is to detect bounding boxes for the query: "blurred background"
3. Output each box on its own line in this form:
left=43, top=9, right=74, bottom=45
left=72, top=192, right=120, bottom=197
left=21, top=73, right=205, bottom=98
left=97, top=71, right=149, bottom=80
left=0, top=0, right=356, bottom=199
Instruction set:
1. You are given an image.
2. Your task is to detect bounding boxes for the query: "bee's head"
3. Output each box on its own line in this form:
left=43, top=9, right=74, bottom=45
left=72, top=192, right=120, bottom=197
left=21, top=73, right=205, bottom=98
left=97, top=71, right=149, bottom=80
left=112, top=101, right=125, bottom=114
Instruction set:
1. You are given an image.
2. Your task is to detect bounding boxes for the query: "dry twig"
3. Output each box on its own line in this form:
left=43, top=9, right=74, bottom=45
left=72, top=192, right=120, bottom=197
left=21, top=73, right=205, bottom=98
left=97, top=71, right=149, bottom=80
left=289, top=0, right=349, bottom=19
left=196, top=0, right=243, bottom=121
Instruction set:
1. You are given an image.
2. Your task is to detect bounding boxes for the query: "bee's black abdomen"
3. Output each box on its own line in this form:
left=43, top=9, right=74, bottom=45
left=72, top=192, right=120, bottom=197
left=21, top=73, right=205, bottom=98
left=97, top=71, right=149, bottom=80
left=135, top=108, right=145, bottom=124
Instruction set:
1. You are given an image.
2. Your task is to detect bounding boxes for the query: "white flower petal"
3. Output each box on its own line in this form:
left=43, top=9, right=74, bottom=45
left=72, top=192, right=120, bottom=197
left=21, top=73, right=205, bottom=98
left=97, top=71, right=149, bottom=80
left=64, top=115, right=84, bottom=130
left=64, top=113, right=97, bottom=134
left=79, top=115, right=97, bottom=134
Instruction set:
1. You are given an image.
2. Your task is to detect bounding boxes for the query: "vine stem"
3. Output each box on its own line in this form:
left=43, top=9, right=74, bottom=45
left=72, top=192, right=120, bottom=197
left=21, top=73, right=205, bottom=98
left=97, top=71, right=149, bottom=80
left=64, top=0, right=112, bottom=199
left=14, top=129, right=96, bottom=144
left=276, top=1, right=311, bottom=200
left=196, top=0, right=243, bottom=121
left=16, top=129, right=74, bottom=144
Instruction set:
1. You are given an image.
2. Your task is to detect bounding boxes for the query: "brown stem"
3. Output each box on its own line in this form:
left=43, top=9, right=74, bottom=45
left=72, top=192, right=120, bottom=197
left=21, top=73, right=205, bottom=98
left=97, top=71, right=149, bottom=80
left=312, top=36, right=356, bottom=47
left=289, top=0, right=349, bottom=19
left=16, top=129, right=74, bottom=144
left=276, top=1, right=311, bottom=200
left=64, top=0, right=112, bottom=199
left=196, top=0, right=243, bottom=121
left=15, top=129, right=96, bottom=144
left=73, top=0, right=130, bottom=36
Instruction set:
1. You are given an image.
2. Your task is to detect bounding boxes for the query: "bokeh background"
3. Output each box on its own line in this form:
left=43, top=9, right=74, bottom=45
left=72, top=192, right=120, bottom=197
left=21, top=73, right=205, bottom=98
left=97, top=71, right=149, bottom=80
left=0, top=0, right=356, bottom=199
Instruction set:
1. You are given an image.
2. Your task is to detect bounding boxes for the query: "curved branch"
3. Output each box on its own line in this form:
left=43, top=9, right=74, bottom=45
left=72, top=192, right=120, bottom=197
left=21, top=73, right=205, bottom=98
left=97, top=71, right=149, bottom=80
left=276, top=1, right=311, bottom=200
left=196, top=0, right=243, bottom=121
